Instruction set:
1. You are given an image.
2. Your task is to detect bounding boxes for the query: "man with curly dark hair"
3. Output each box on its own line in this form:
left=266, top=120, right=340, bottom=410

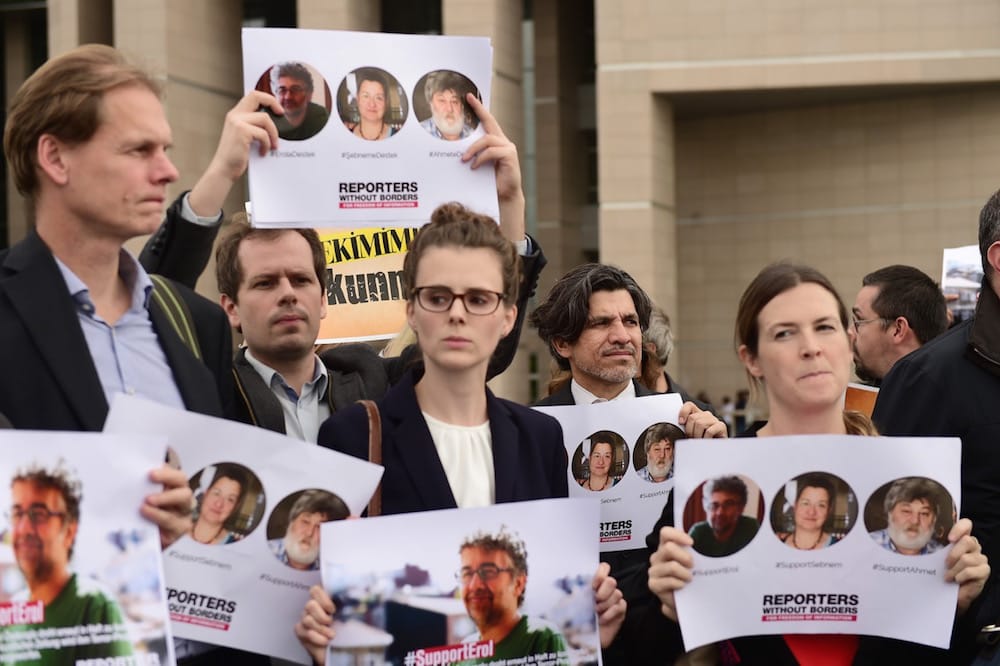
left=456, top=527, right=568, bottom=664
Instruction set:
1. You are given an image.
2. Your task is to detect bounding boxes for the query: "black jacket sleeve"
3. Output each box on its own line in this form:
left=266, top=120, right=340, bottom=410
left=139, top=192, right=222, bottom=289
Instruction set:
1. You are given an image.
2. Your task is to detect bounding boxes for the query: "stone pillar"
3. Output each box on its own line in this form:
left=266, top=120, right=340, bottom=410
left=47, top=0, right=112, bottom=56
left=596, top=81, right=678, bottom=354
left=297, top=0, right=380, bottom=30
left=114, top=0, right=244, bottom=297
left=440, top=0, right=530, bottom=401
left=4, top=14, right=32, bottom=245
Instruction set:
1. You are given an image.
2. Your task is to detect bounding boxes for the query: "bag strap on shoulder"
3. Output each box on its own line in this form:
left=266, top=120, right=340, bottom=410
left=357, top=399, right=382, bottom=517
left=150, top=274, right=203, bottom=361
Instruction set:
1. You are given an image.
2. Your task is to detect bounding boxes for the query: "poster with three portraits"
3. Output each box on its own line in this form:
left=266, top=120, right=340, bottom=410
left=103, top=395, right=384, bottom=663
left=538, top=396, right=963, bottom=649
left=242, top=28, right=497, bottom=229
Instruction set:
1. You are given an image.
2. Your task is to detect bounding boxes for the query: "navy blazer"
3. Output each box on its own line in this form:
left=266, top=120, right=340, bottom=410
left=318, top=369, right=568, bottom=514
left=0, top=230, right=232, bottom=430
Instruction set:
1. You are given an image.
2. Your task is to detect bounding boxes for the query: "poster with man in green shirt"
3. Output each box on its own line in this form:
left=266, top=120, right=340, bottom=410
left=0, top=434, right=174, bottom=665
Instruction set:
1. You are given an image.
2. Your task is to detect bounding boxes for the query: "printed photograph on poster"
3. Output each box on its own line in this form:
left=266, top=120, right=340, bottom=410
left=535, top=394, right=683, bottom=552
left=103, top=395, right=383, bottom=663
left=671, top=435, right=962, bottom=650
left=320, top=498, right=600, bottom=666
left=242, top=28, right=498, bottom=228
left=941, top=244, right=981, bottom=325
left=0, top=431, right=173, bottom=666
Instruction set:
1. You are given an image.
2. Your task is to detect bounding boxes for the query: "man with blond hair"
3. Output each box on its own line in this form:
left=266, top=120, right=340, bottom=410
left=0, top=44, right=280, bottom=665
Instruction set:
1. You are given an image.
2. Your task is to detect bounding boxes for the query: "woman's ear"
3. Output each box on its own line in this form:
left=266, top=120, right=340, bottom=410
left=500, top=304, right=517, bottom=338
left=738, top=344, right=763, bottom=378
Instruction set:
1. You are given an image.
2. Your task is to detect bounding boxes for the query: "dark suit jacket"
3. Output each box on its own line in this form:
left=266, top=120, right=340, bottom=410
left=317, top=369, right=568, bottom=514
left=0, top=230, right=232, bottom=430
left=535, top=378, right=680, bottom=664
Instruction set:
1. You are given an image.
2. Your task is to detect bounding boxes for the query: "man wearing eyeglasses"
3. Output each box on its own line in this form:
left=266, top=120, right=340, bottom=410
left=687, top=475, right=759, bottom=558
left=456, top=528, right=568, bottom=665
left=8, top=464, right=132, bottom=660
left=851, top=265, right=948, bottom=385
left=270, top=62, right=330, bottom=142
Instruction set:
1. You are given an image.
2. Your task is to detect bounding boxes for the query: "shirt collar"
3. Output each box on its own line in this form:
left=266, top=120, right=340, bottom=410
left=570, top=378, right=636, bottom=404
left=244, top=348, right=328, bottom=394
left=54, top=249, right=153, bottom=315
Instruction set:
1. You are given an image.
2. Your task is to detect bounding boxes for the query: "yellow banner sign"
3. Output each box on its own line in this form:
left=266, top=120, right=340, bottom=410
left=318, top=227, right=418, bottom=342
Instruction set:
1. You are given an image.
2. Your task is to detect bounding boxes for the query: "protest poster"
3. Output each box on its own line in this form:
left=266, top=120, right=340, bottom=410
left=673, top=434, right=961, bottom=649
left=321, top=498, right=600, bottom=666
left=104, top=395, right=383, bottom=663
left=941, top=244, right=981, bottom=324
left=317, top=225, right=413, bottom=342
left=242, top=28, right=498, bottom=229
left=535, top=394, right=683, bottom=552
left=0, top=431, right=174, bottom=666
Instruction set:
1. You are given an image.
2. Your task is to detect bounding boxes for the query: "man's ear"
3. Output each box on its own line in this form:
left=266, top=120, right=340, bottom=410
left=36, top=134, right=70, bottom=186
left=220, top=294, right=241, bottom=332
left=553, top=337, right=574, bottom=360
left=63, top=519, right=79, bottom=556
left=513, top=572, right=527, bottom=601
left=889, top=316, right=913, bottom=345
left=737, top=344, right=763, bottom=378
left=988, top=242, right=1000, bottom=279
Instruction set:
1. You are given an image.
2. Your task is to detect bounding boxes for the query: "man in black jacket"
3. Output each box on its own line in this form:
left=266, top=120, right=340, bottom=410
left=872, top=190, right=1000, bottom=663
left=529, top=263, right=724, bottom=663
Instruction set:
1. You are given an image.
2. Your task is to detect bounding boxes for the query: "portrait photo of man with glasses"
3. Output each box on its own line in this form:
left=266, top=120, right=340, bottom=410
left=5, top=462, right=133, bottom=661
left=455, top=527, right=569, bottom=665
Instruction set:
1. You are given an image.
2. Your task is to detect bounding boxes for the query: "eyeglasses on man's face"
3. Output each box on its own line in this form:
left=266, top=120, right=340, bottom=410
left=8, top=505, right=67, bottom=527
left=413, top=286, right=504, bottom=316
left=852, top=316, right=887, bottom=332
left=455, top=563, right=515, bottom=584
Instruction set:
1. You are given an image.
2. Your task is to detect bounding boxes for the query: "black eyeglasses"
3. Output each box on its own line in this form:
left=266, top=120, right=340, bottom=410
left=276, top=85, right=307, bottom=96
left=456, top=564, right=515, bottom=584
left=413, top=287, right=504, bottom=316
left=852, top=316, right=887, bottom=332
left=8, top=506, right=67, bottom=527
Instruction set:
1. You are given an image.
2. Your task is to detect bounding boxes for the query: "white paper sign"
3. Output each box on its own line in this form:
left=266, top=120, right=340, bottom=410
left=320, top=498, right=601, bottom=666
left=0, top=431, right=174, bottom=666
left=242, top=28, right=498, bottom=228
left=104, top=395, right=384, bottom=663
left=673, top=435, right=961, bottom=649
left=536, top=394, right=684, bottom=552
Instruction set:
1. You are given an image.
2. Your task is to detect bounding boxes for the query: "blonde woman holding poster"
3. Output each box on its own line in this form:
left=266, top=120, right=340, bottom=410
left=644, top=262, right=989, bottom=664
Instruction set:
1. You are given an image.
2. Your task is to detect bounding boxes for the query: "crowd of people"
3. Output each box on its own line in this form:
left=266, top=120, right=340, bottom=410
left=2, top=43, right=998, bottom=666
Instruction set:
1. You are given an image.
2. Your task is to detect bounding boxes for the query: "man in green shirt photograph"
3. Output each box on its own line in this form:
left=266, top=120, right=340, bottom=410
left=456, top=528, right=569, bottom=665
left=7, top=463, right=132, bottom=662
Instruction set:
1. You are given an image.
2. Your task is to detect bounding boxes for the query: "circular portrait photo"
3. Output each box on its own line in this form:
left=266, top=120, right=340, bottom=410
left=632, top=422, right=684, bottom=484
left=187, top=462, right=265, bottom=546
left=769, top=472, right=858, bottom=551
left=571, top=430, right=629, bottom=492
left=683, top=474, right=764, bottom=558
left=413, top=70, right=481, bottom=141
left=255, top=61, right=333, bottom=141
left=265, top=489, right=350, bottom=571
left=335, top=67, right=408, bottom=141
left=864, top=477, right=956, bottom=556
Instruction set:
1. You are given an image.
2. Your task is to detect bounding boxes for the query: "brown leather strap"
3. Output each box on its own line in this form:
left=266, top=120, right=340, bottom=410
left=357, top=400, right=382, bottom=517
